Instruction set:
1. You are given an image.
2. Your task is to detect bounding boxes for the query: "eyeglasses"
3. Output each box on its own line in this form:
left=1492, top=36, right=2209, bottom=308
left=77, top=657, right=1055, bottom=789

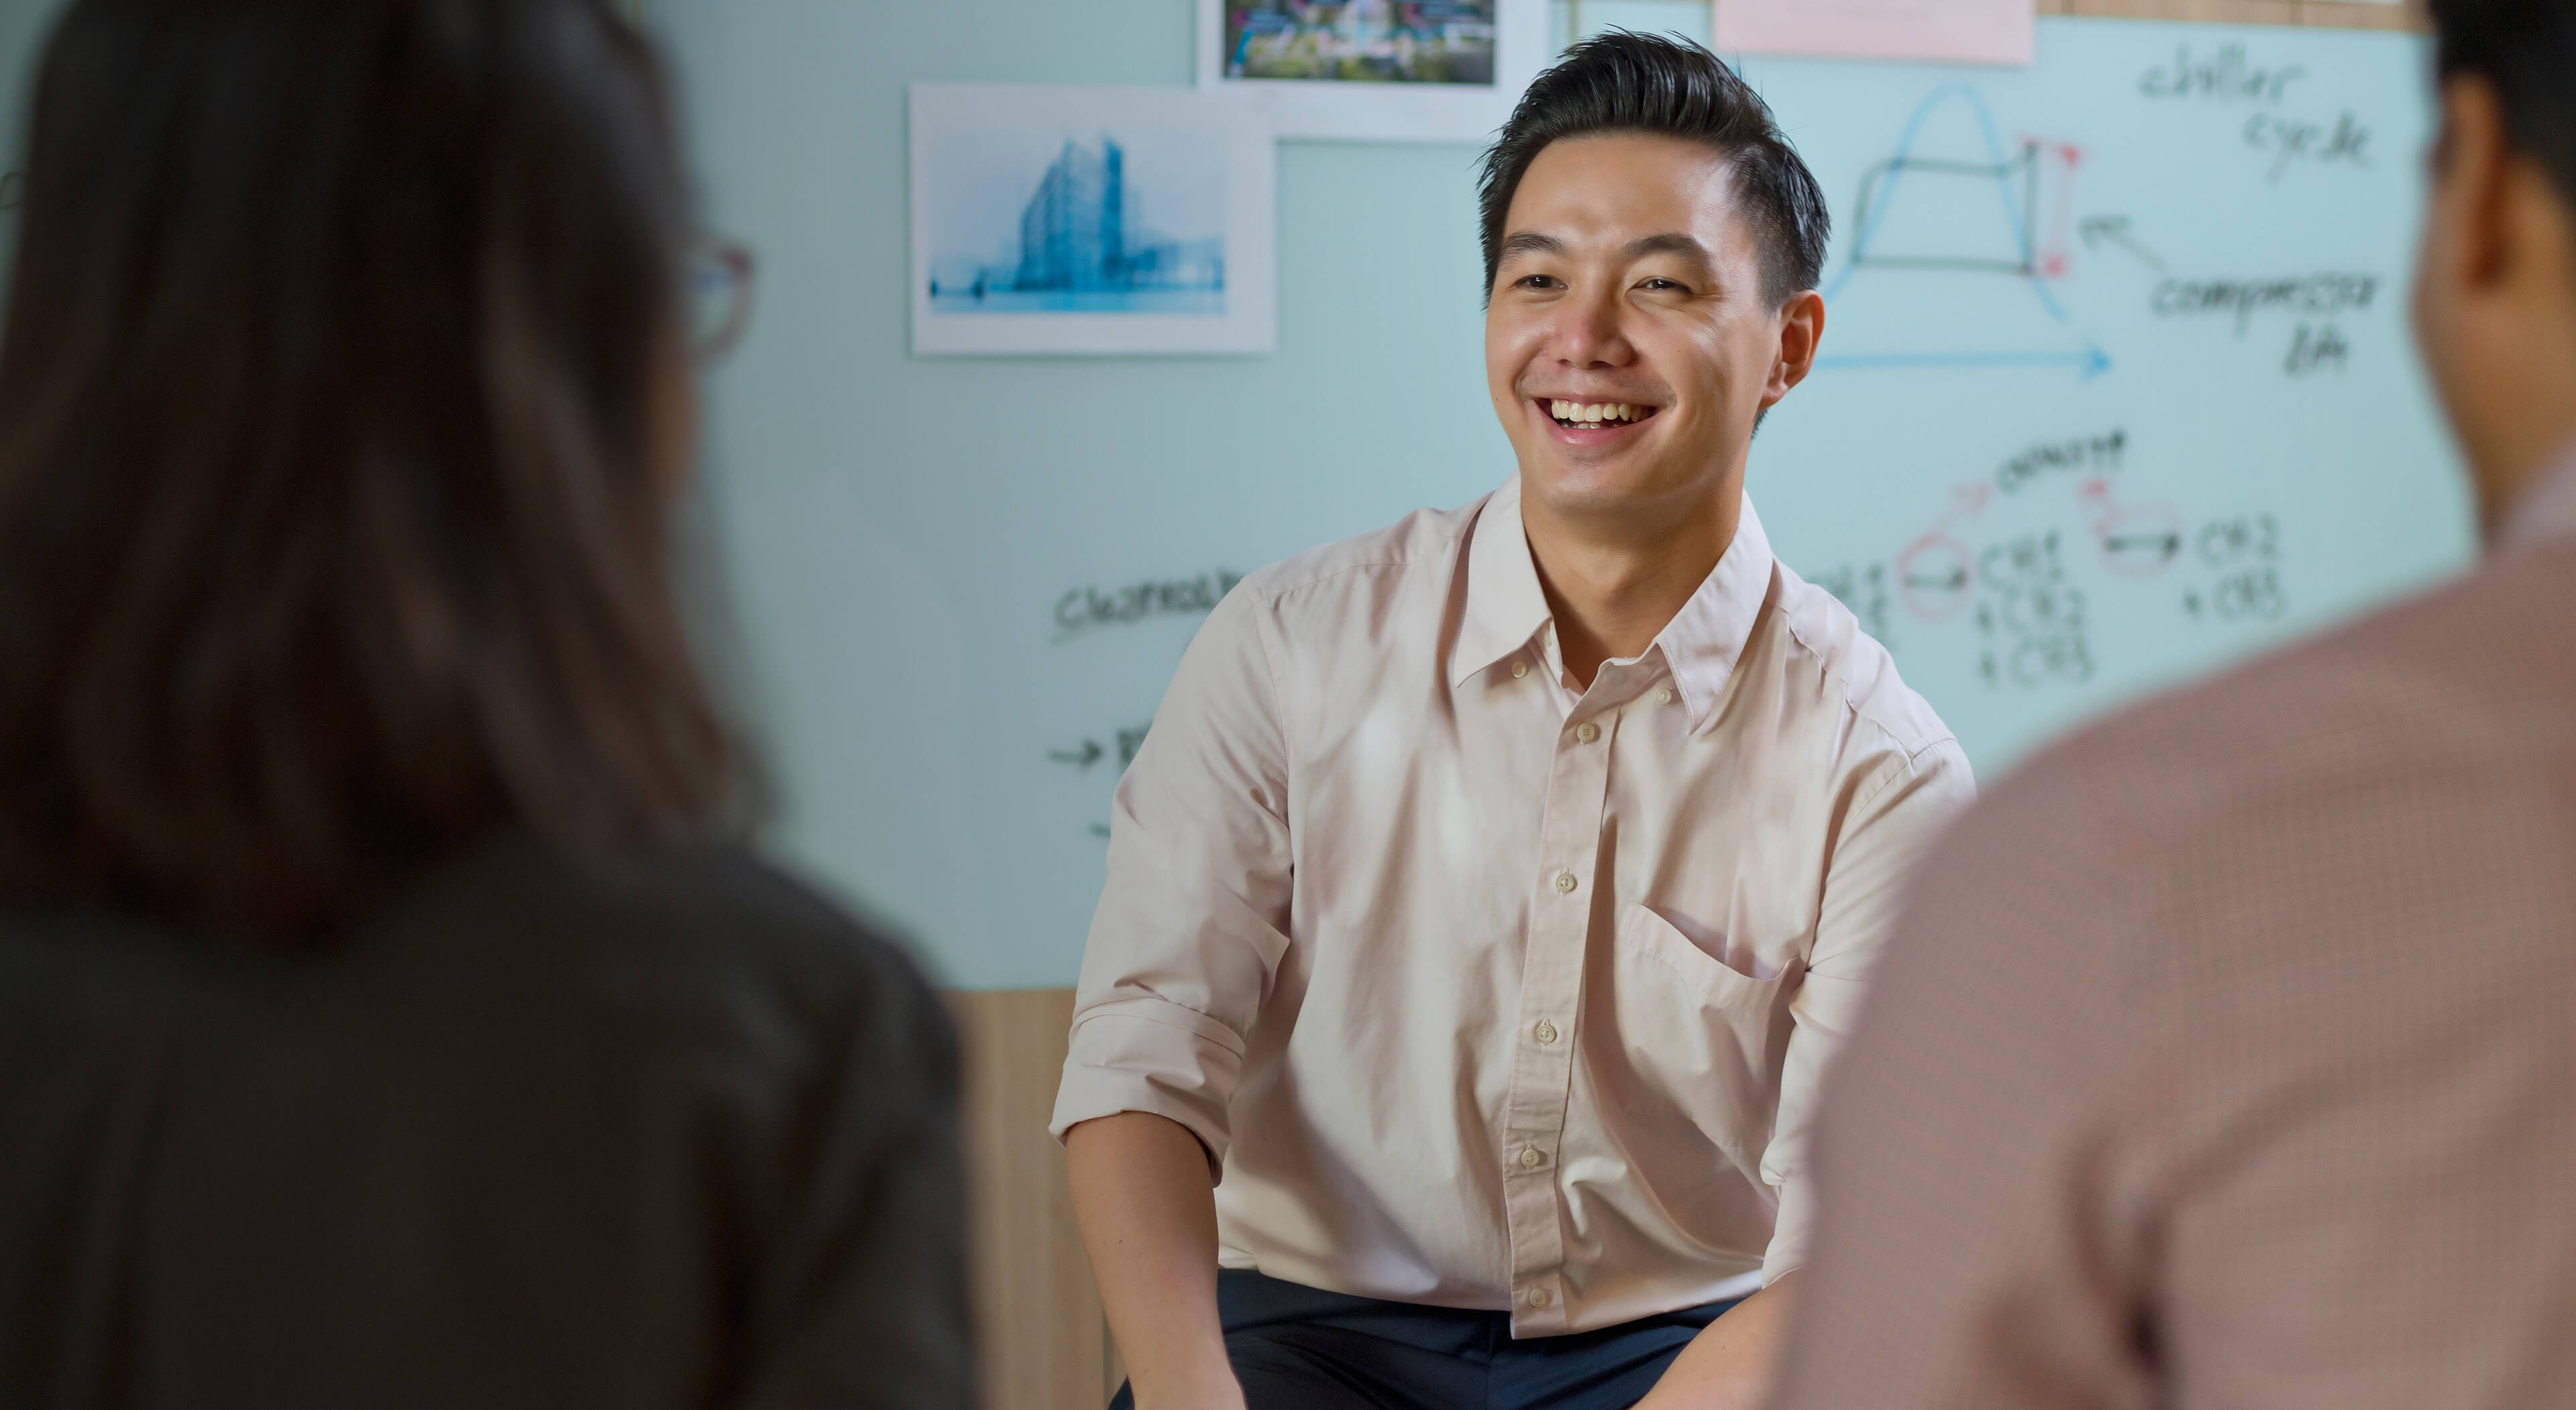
left=687, top=236, right=755, bottom=359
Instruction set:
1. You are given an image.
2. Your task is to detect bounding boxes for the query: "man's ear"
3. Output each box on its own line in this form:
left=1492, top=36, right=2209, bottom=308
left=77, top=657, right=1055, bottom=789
left=2416, top=71, right=2576, bottom=527
left=2435, top=76, right=2513, bottom=294
left=1766, top=290, right=1826, bottom=406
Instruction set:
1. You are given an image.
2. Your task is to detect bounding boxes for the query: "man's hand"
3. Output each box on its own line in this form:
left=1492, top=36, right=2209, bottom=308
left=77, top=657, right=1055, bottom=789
left=1631, top=1271, right=1801, bottom=1410
left=1065, top=1112, right=1248, bottom=1410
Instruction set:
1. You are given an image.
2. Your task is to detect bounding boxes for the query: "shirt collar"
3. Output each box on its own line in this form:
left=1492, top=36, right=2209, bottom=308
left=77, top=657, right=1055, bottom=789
left=1452, top=476, right=1556, bottom=689
left=2498, top=437, right=2576, bottom=551
left=1449, top=474, right=1778, bottom=733
left=1658, top=496, right=1777, bottom=730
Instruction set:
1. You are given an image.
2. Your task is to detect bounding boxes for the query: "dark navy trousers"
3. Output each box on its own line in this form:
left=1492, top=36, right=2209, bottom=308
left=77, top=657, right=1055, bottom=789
left=1107, top=1270, right=1743, bottom=1410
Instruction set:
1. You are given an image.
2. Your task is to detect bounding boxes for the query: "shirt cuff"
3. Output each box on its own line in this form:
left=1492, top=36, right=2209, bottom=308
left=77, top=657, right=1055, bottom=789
left=1049, top=998, right=1247, bottom=1177
left=1760, top=1169, right=1817, bottom=1284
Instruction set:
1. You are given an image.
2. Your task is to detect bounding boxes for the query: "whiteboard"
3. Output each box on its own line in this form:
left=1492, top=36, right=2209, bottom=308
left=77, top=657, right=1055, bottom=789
left=610, top=8, right=2475, bottom=987
left=1, top=5, right=2474, bottom=987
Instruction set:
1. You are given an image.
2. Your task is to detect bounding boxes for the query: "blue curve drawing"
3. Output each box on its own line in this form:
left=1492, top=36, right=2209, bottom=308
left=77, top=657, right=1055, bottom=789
left=1819, top=84, right=2110, bottom=378
left=1815, top=347, right=2114, bottom=378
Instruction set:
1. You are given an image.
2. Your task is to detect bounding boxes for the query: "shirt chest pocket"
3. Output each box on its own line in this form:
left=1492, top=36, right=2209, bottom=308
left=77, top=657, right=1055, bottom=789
left=1597, top=903, right=1804, bottom=1179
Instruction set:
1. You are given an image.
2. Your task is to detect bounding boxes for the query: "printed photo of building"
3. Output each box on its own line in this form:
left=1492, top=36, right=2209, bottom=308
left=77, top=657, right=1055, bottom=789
left=929, top=132, right=1225, bottom=313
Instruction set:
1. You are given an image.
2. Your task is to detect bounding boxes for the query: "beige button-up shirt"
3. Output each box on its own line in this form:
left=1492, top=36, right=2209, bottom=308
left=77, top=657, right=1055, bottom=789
left=1051, top=476, right=1974, bottom=1336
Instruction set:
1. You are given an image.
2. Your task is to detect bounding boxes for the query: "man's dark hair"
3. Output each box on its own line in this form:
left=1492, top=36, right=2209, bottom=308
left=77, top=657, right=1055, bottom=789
left=0, top=0, right=748, bottom=941
left=2429, top=0, right=2576, bottom=211
left=1477, top=30, right=1830, bottom=307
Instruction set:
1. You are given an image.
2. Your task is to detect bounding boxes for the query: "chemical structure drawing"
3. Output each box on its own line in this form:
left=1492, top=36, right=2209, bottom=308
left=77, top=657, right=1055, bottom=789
left=2078, top=477, right=2186, bottom=578
left=1830, top=433, right=2297, bottom=693
left=2196, top=512, right=2279, bottom=566
left=1977, top=531, right=2096, bottom=689
left=1894, top=484, right=1992, bottom=622
left=1816, top=86, right=2112, bottom=379
left=2184, top=512, right=2288, bottom=622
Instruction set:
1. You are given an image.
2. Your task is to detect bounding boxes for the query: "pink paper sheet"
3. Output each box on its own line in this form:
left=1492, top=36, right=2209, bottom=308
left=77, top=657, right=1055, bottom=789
left=1714, top=0, right=2036, bottom=67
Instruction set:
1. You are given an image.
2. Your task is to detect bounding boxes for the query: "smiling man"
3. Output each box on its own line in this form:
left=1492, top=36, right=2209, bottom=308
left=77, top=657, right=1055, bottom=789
left=1055, top=32, right=1974, bottom=1410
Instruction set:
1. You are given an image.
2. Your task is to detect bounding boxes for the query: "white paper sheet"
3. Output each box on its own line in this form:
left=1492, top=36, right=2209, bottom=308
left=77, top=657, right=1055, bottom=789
left=1715, top=0, right=2036, bottom=66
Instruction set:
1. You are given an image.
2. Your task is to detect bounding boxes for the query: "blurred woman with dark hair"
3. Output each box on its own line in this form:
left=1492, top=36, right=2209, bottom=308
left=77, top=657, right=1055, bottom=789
left=0, top=1, right=971, bottom=1405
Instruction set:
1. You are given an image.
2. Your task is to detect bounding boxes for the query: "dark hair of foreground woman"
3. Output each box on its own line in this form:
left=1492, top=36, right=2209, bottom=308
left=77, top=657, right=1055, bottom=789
left=0, top=0, right=733, bottom=938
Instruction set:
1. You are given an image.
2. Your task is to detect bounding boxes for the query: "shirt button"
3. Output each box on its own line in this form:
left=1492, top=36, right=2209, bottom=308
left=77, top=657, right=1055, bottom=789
left=1519, top=1146, right=1544, bottom=1170
left=1533, top=1020, right=1558, bottom=1044
left=1511, top=659, right=1529, bottom=678
left=1526, top=1287, right=1552, bottom=1309
left=1575, top=721, right=1600, bottom=743
left=1553, top=870, right=1577, bottom=894
left=1656, top=686, right=1674, bottom=704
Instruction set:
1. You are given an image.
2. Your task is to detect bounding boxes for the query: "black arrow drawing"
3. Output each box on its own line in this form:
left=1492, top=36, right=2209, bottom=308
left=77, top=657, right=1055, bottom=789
left=1047, top=739, right=1105, bottom=769
left=2078, top=215, right=2167, bottom=272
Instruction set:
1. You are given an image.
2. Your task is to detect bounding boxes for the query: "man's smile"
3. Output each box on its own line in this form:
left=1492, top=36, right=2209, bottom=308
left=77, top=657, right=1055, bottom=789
left=1535, top=396, right=1662, bottom=445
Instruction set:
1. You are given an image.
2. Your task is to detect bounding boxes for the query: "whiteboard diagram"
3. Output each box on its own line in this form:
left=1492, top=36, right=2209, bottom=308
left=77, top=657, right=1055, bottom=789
left=1753, top=24, right=2466, bottom=789
left=1817, top=85, right=2111, bottom=378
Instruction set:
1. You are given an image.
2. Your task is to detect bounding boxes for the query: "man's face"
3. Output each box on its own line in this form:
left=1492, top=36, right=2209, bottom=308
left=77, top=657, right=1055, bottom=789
left=2410, top=75, right=2576, bottom=529
left=1484, top=132, right=1813, bottom=519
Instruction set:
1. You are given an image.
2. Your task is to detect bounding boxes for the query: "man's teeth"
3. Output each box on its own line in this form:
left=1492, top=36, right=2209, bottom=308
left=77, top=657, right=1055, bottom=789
left=1548, top=400, right=1648, bottom=423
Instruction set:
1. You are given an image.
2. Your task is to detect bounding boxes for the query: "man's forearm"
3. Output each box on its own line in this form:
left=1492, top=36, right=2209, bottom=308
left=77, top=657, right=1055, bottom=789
left=1065, top=1112, right=1243, bottom=1409
left=1634, top=1270, right=1801, bottom=1410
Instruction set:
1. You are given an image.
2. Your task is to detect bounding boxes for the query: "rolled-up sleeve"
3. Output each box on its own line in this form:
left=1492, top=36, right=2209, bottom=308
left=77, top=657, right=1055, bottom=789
left=1760, top=735, right=1976, bottom=1281
left=1049, top=586, right=1294, bottom=1171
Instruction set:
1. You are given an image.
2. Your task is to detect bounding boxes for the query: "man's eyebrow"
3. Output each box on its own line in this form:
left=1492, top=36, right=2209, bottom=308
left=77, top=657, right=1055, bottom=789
left=1497, top=231, right=1564, bottom=262
left=1624, top=232, right=1713, bottom=265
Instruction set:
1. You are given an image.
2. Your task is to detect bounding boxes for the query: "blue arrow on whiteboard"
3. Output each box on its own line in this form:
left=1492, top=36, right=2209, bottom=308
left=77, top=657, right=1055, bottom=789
left=1815, top=345, right=2112, bottom=378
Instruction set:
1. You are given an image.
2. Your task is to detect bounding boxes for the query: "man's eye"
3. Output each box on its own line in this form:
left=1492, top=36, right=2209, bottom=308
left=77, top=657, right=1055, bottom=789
left=1641, top=278, right=1688, bottom=292
left=1517, top=274, right=1562, bottom=290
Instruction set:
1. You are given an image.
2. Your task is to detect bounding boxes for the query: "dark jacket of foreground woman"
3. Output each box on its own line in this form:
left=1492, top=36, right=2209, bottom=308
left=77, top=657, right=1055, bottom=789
left=0, top=833, right=973, bottom=1410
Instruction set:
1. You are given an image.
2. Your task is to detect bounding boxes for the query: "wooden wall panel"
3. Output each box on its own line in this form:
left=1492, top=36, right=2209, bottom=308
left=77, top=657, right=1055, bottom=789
left=949, top=988, right=1119, bottom=1410
left=2294, top=1, right=2424, bottom=32
left=2043, top=0, right=2296, bottom=25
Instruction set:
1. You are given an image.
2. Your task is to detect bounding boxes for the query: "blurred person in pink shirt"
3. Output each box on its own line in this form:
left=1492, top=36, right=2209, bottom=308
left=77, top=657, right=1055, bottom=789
left=1772, top=2, right=2576, bottom=1407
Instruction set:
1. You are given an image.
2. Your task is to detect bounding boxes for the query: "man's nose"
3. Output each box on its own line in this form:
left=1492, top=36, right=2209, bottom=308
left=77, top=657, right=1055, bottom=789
left=1550, top=288, right=1633, bottom=367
